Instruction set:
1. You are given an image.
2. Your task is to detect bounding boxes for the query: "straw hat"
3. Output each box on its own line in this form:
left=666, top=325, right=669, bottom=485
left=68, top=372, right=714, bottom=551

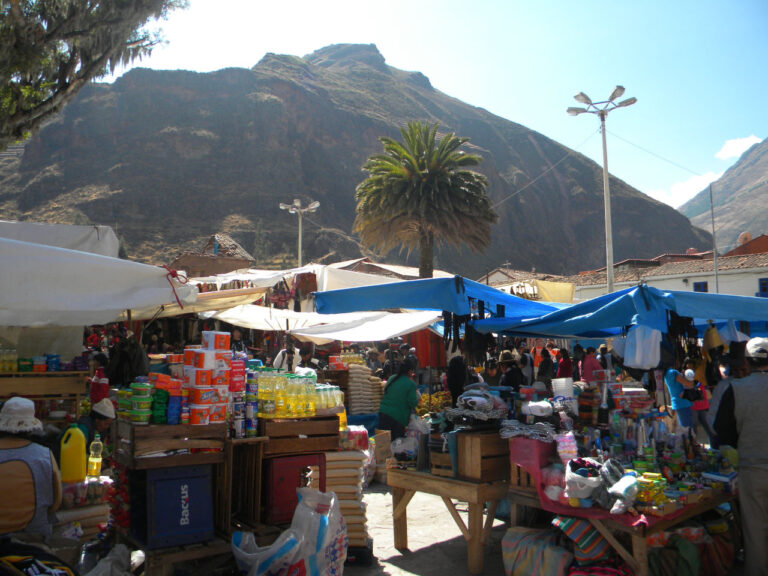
left=92, top=398, right=116, bottom=420
left=0, top=397, right=43, bottom=434
left=498, top=349, right=518, bottom=365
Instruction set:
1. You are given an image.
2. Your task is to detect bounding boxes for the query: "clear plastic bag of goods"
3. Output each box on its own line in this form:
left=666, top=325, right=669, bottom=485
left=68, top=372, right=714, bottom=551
left=232, top=488, right=347, bottom=576
left=564, top=458, right=603, bottom=499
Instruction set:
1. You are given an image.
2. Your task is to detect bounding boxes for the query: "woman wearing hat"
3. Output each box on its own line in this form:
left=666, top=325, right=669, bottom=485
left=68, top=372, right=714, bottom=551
left=0, top=397, right=62, bottom=538
left=378, top=357, right=420, bottom=440
left=55, top=398, right=115, bottom=463
left=498, top=349, right=524, bottom=392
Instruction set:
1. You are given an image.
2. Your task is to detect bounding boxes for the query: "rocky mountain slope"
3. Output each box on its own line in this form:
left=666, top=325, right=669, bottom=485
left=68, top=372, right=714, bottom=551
left=678, top=137, right=768, bottom=253
left=0, top=43, right=711, bottom=277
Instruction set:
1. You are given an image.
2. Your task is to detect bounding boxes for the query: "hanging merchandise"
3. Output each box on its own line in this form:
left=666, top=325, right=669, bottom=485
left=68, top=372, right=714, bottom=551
left=623, top=325, right=661, bottom=369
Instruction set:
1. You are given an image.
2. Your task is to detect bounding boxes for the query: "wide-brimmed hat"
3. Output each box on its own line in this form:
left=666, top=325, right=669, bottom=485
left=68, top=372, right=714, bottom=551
left=92, top=398, right=116, bottom=420
left=746, top=337, right=768, bottom=360
left=498, top=349, right=518, bottom=365
left=0, top=397, right=43, bottom=434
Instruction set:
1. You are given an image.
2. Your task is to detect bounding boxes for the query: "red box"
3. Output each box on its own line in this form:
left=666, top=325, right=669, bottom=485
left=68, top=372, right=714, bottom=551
left=508, top=437, right=555, bottom=472
left=263, top=454, right=326, bottom=525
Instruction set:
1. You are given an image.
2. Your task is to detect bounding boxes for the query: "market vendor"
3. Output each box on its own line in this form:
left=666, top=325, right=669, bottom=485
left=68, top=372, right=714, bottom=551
left=709, top=337, right=768, bottom=576
left=663, top=363, right=695, bottom=429
left=56, top=398, right=115, bottom=459
left=0, top=397, right=62, bottom=538
left=482, top=359, right=500, bottom=387
left=298, top=344, right=320, bottom=371
left=378, top=357, right=419, bottom=440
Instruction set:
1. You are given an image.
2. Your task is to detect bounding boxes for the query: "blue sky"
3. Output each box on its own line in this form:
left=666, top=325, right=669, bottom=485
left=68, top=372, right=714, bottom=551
left=111, top=0, right=767, bottom=209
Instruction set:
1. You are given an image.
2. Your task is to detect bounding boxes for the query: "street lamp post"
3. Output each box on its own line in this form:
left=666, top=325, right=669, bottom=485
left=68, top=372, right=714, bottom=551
left=567, top=86, right=636, bottom=293
left=279, top=198, right=320, bottom=267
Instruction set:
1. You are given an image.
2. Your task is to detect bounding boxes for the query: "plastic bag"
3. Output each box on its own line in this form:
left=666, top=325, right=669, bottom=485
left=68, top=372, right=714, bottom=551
left=564, top=458, right=602, bottom=499
left=391, top=435, right=419, bottom=459
left=232, top=488, right=347, bottom=576
left=406, top=414, right=429, bottom=437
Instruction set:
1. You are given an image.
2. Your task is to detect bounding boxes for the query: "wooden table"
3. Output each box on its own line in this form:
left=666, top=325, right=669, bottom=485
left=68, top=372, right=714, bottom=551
left=508, top=486, right=735, bottom=576
left=387, top=468, right=509, bottom=575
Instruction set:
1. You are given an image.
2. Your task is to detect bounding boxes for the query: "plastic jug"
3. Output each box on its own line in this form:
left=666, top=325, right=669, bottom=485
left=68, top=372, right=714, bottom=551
left=60, top=425, right=86, bottom=482
left=87, top=433, right=103, bottom=477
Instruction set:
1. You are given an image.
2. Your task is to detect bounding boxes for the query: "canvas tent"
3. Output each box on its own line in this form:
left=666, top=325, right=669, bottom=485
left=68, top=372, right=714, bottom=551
left=472, top=285, right=768, bottom=338
left=0, top=220, right=120, bottom=257
left=0, top=237, right=197, bottom=327
left=313, top=275, right=562, bottom=319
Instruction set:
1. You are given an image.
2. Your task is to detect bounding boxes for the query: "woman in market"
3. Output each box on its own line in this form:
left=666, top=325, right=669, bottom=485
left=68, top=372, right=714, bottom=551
left=377, top=357, right=420, bottom=441
left=0, top=397, right=62, bottom=539
left=556, top=348, right=573, bottom=379
left=482, top=358, right=500, bottom=387
left=55, top=398, right=115, bottom=462
left=663, top=362, right=696, bottom=429
left=536, top=348, right=555, bottom=393
left=579, top=347, right=603, bottom=384
left=498, top=349, right=525, bottom=392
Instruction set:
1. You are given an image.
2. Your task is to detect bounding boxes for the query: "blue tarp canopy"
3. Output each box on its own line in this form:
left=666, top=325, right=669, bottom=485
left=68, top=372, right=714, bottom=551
left=313, top=275, right=561, bottom=320
left=472, top=285, right=768, bottom=338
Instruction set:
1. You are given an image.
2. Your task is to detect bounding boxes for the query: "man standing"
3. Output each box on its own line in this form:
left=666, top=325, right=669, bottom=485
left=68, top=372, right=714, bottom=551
left=273, top=346, right=299, bottom=372
left=710, top=337, right=768, bottom=576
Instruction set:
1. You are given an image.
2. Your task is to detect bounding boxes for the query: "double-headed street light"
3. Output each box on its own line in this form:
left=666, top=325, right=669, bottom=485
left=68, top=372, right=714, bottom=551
left=567, top=86, right=637, bottom=293
left=279, top=198, right=320, bottom=267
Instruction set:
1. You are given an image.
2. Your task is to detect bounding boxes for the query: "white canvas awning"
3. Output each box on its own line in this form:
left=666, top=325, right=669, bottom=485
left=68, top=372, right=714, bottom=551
left=288, top=310, right=442, bottom=345
left=201, top=304, right=383, bottom=332
left=0, top=237, right=197, bottom=327
left=0, top=220, right=120, bottom=257
left=119, top=287, right=266, bottom=321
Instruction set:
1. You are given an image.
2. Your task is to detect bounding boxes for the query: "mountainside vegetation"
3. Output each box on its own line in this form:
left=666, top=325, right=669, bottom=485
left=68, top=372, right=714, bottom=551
left=0, top=43, right=711, bottom=277
left=678, top=137, right=768, bottom=253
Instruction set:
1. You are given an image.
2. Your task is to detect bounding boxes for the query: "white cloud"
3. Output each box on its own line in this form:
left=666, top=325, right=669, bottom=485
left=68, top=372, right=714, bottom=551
left=645, top=171, right=723, bottom=208
left=715, top=135, right=762, bottom=160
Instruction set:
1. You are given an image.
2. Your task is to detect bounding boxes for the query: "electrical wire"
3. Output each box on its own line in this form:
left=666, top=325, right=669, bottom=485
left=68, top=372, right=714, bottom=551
left=491, top=128, right=600, bottom=210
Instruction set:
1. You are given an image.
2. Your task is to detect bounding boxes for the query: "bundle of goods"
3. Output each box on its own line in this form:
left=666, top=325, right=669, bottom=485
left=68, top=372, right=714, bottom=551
left=324, top=451, right=370, bottom=548
left=181, top=332, right=233, bottom=425
left=54, top=503, right=110, bottom=541
left=415, top=390, right=452, bottom=416
left=1, top=349, right=87, bottom=373
left=346, top=364, right=383, bottom=415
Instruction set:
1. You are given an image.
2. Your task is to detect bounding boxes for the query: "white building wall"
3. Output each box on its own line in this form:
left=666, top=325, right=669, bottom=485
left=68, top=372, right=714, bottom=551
left=574, top=267, right=768, bottom=301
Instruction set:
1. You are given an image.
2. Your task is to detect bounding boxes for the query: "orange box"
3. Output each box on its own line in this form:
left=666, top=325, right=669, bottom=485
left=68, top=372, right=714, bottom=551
left=192, top=349, right=218, bottom=369
left=214, top=350, right=232, bottom=370
left=189, top=404, right=210, bottom=425
left=212, top=370, right=230, bottom=387
left=202, top=331, right=231, bottom=351
left=184, top=349, right=196, bottom=365
left=185, top=367, right=211, bottom=387
left=209, top=403, right=227, bottom=423
left=190, top=386, right=217, bottom=405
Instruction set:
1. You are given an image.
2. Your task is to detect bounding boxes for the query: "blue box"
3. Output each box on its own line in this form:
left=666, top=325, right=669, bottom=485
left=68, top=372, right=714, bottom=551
left=130, top=465, right=214, bottom=549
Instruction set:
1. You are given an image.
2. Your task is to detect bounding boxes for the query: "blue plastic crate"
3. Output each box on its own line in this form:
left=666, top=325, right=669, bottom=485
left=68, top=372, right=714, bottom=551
left=130, top=464, right=214, bottom=549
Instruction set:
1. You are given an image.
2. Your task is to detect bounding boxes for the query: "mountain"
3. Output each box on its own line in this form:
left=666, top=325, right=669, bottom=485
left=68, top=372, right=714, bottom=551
left=678, top=137, right=768, bottom=253
left=0, top=43, right=711, bottom=277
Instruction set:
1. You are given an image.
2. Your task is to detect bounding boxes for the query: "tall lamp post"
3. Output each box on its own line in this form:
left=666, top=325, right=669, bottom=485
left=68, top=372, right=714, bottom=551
left=279, top=198, right=320, bottom=267
left=568, top=86, right=636, bottom=293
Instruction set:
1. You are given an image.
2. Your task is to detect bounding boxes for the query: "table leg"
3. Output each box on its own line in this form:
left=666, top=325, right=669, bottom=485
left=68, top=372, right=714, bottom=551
left=467, top=502, right=484, bottom=575
left=631, top=533, right=649, bottom=576
left=392, top=487, right=411, bottom=551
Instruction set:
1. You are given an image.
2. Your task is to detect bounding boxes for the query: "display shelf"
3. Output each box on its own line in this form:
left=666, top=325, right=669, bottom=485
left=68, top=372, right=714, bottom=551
left=0, top=371, right=88, bottom=396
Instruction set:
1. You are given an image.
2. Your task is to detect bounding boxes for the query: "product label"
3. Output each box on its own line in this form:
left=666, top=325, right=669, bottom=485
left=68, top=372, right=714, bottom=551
left=180, top=483, right=190, bottom=526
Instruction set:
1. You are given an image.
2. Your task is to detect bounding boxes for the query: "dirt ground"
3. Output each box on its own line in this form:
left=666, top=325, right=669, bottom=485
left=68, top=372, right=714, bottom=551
left=344, top=483, right=509, bottom=576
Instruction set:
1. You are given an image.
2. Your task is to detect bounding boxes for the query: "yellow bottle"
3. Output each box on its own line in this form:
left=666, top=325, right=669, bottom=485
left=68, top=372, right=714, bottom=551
left=87, top=433, right=103, bottom=477
left=60, top=425, right=86, bottom=483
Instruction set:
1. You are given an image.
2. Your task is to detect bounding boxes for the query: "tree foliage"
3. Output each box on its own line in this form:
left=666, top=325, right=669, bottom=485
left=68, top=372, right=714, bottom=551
left=354, top=121, right=497, bottom=277
left=0, top=0, right=187, bottom=149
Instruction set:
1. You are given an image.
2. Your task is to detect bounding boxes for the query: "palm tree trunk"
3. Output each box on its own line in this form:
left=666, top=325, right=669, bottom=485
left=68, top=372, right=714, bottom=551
left=418, top=228, right=434, bottom=278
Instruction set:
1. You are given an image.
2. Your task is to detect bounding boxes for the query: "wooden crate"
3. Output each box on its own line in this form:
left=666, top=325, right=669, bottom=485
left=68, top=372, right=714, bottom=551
left=259, top=417, right=339, bottom=456
left=114, top=421, right=227, bottom=470
left=509, top=464, right=537, bottom=492
left=215, top=437, right=267, bottom=535
left=430, top=451, right=453, bottom=478
left=457, top=431, right=510, bottom=482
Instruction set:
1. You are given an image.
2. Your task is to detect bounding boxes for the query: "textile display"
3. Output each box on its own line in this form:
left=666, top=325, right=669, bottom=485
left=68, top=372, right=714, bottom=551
left=501, top=526, right=573, bottom=576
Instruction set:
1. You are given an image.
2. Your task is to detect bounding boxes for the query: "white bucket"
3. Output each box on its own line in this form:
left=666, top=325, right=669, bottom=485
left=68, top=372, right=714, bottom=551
left=552, top=377, right=574, bottom=398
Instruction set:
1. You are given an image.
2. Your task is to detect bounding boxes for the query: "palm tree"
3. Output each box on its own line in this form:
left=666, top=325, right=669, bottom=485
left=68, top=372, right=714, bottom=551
left=354, top=121, right=497, bottom=278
